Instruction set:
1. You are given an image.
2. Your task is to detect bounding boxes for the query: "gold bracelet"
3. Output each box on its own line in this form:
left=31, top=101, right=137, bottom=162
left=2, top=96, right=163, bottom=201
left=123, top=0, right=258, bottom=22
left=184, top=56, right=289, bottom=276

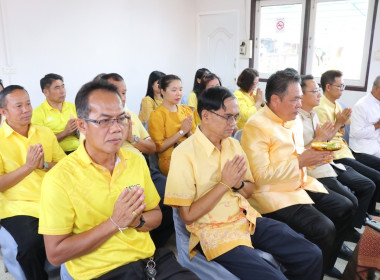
left=219, top=181, right=232, bottom=191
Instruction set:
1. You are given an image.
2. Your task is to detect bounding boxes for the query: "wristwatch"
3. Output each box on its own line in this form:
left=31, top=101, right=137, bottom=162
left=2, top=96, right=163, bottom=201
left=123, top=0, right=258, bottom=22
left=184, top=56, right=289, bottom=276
left=179, top=130, right=184, bottom=135
left=43, top=162, right=49, bottom=170
left=134, top=215, right=145, bottom=229
left=130, top=135, right=139, bottom=145
left=232, top=181, right=245, bottom=192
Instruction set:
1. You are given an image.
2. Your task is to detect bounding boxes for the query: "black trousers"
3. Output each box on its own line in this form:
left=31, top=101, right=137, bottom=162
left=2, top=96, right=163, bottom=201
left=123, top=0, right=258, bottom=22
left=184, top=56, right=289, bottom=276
left=264, top=189, right=354, bottom=272
left=319, top=165, right=375, bottom=227
left=335, top=151, right=380, bottom=214
left=94, top=248, right=199, bottom=280
left=0, top=215, right=48, bottom=280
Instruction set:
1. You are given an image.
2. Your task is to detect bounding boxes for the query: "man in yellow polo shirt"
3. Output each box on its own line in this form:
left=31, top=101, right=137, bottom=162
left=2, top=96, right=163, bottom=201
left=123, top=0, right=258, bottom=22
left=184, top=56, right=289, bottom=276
left=38, top=81, right=198, bottom=280
left=101, top=73, right=174, bottom=248
left=32, top=73, right=79, bottom=154
left=241, top=69, right=355, bottom=278
left=165, top=86, right=322, bottom=280
left=315, top=70, right=380, bottom=217
left=0, top=85, right=66, bottom=280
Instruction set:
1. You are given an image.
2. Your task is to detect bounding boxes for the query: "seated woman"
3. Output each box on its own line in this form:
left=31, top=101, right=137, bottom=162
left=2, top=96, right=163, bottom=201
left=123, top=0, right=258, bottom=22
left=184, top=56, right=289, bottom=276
left=234, top=68, right=264, bottom=129
left=148, top=74, right=196, bottom=176
left=187, top=68, right=209, bottom=125
left=139, top=71, right=166, bottom=125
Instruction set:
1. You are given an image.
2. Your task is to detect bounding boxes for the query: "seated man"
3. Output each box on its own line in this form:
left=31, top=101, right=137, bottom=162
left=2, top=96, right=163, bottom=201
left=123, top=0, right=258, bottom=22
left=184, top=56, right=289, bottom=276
left=100, top=73, right=174, bottom=248
left=241, top=69, right=355, bottom=278
left=299, top=74, right=375, bottom=241
left=350, top=76, right=380, bottom=157
left=165, top=86, right=323, bottom=280
left=38, top=81, right=198, bottom=280
left=315, top=70, right=380, bottom=216
left=32, top=73, right=79, bottom=155
left=0, top=85, right=66, bottom=279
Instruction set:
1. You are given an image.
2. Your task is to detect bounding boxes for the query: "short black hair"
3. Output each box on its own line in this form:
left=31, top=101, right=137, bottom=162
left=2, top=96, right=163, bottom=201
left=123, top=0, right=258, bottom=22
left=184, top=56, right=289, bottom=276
left=100, top=73, right=124, bottom=82
left=0, top=85, right=26, bottom=108
left=75, top=81, right=120, bottom=119
left=300, top=74, right=314, bottom=89
left=320, top=70, right=342, bottom=91
left=265, top=69, right=300, bottom=104
left=40, top=73, right=63, bottom=91
left=237, top=68, right=259, bottom=93
left=198, top=86, right=235, bottom=120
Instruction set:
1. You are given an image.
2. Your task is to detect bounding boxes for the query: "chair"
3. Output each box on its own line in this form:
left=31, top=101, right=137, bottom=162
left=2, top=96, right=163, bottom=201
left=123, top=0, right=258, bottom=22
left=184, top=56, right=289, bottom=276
left=233, top=129, right=243, bottom=143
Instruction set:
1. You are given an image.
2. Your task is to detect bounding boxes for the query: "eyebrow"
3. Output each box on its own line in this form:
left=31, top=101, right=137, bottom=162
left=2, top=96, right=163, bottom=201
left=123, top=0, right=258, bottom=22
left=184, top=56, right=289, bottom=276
left=98, top=112, right=125, bottom=118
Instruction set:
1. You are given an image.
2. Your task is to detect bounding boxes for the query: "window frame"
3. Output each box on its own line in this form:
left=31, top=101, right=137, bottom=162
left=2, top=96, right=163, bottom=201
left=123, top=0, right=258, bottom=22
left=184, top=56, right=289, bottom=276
left=249, top=0, right=379, bottom=91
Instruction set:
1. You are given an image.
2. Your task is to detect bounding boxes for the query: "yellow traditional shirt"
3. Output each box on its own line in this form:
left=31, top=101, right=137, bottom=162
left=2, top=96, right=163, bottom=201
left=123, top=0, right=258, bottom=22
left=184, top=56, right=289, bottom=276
left=148, top=104, right=196, bottom=176
left=31, top=100, right=79, bottom=152
left=0, top=121, right=66, bottom=219
left=187, top=91, right=201, bottom=126
left=165, top=127, right=260, bottom=261
left=233, top=88, right=260, bottom=130
left=122, top=110, right=150, bottom=157
left=39, top=142, right=160, bottom=280
left=314, top=95, right=354, bottom=160
left=241, top=105, right=327, bottom=214
left=138, top=96, right=163, bottom=124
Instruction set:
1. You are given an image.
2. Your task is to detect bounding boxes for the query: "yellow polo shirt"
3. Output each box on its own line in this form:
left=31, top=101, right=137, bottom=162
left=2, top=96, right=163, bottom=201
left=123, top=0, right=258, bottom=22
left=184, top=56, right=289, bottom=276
left=233, top=88, right=260, bottom=130
left=122, top=110, right=150, bottom=157
left=314, top=95, right=354, bottom=160
left=138, top=96, right=162, bottom=124
left=39, top=142, right=160, bottom=280
left=32, top=100, right=79, bottom=152
left=241, top=105, right=327, bottom=214
left=165, top=127, right=260, bottom=260
left=187, top=91, right=201, bottom=126
left=0, top=121, right=66, bottom=219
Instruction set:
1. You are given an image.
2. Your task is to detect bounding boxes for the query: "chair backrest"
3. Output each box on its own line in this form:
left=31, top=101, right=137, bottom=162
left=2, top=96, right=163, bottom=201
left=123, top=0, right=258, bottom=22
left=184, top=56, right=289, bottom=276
left=233, top=129, right=243, bottom=143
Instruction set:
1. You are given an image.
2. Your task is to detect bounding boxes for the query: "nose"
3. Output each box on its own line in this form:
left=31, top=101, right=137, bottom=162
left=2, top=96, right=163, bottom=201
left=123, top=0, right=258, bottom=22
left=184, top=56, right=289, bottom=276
left=109, top=119, right=123, bottom=132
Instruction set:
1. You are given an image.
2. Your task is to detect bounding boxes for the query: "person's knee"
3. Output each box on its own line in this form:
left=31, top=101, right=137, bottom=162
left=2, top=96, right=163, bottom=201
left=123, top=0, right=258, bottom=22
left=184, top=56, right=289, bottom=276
left=314, top=219, right=336, bottom=245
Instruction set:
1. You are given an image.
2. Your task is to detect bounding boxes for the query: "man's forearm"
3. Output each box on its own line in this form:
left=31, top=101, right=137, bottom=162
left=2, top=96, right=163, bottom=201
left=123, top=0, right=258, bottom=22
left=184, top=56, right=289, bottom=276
left=0, top=165, right=33, bottom=192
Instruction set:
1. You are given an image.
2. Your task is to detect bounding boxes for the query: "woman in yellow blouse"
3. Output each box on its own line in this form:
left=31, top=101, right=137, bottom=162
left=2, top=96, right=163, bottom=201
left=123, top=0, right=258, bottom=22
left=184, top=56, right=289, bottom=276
left=148, top=74, right=196, bottom=176
left=234, top=68, right=264, bottom=130
left=187, top=68, right=209, bottom=125
left=139, top=71, right=166, bottom=125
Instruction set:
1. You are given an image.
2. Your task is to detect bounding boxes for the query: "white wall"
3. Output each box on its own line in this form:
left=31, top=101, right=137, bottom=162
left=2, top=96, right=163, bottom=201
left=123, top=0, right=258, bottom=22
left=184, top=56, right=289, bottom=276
left=0, top=0, right=197, bottom=114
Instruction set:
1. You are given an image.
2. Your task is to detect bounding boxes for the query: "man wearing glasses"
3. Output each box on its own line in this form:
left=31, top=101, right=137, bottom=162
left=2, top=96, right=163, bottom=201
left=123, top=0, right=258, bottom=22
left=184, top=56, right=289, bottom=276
left=165, top=86, right=323, bottom=280
left=299, top=74, right=375, bottom=246
left=39, top=81, right=198, bottom=280
left=315, top=70, right=380, bottom=217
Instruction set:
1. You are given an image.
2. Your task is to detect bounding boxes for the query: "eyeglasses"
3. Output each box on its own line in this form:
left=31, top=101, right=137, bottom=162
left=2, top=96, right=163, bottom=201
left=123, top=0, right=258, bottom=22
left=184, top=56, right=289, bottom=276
left=82, top=115, right=130, bottom=128
left=209, top=110, right=241, bottom=124
left=330, top=84, right=345, bottom=90
left=305, top=88, right=322, bottom=95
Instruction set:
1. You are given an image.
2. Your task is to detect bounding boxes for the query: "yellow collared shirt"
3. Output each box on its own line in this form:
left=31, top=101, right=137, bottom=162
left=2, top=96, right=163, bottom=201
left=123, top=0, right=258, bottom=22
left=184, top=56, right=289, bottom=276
left=241, top=105, right=327, bottom=214
left=165, top=127, right=260, bottom=261
left=122, top=110, right=150, bottom=157
left=0, top=122, right=66, bottom=219
left=187, top=91, right=201, bottom=126
left=314, top=95, right=354, bottom=160
left=39, top=142, right=160, bottom=280
left=233, top=88, right=260, bottom=130
left=138, top=96, right=162, bottom=124
left=31, top=100, right=79, bottom=152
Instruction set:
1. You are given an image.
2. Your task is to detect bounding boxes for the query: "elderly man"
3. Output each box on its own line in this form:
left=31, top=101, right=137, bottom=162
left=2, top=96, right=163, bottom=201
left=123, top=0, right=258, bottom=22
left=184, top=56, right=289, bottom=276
left=0, top=85, right=66, bottom=279
left=32, top=73, right=79, bottom=154
left=165, top=86, right=322, bottom=280
left=315, top=70, right=380, bottom=217
left=350, top=76, right=380, bottom=157
left=39, top=81, right=197, bottom=280
left=241, top=69, right=354, bottom=278
left=100, top=73, right=173, bottom=248
left=299, top=74, right=375, bottom=240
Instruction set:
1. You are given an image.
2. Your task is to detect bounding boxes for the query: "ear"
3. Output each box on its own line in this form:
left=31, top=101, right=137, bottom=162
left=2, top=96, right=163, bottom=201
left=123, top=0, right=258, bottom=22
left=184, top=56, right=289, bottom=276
left=200, top=110, right=209, bottom=123
left=160, top=88, right=165, bottom=97
left=76, top=118, right=87, bottom=136
left=270, top=95, right=281, bottom=107
left=42, top=88, right=49, bottom=97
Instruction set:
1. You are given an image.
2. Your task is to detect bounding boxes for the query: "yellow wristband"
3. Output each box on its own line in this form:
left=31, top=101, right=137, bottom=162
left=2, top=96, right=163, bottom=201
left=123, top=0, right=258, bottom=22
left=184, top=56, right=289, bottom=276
left=219, top=181, right=232, bottom=191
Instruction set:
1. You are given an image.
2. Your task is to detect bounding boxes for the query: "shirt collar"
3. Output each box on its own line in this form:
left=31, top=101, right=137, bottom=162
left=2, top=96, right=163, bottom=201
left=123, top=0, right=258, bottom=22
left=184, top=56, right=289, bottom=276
left=1, top=120, right=35, bottom=138
left=263, top=104, right=295, bottom=129
left=368, top=93, right=380, bottom=105
left=42, top=99, right=67, bottom=111
left=320, top=94, right=336, bottom=108
left=298, top=108, right=315, bottom=120
left=193, top=126, right=229, bottom=157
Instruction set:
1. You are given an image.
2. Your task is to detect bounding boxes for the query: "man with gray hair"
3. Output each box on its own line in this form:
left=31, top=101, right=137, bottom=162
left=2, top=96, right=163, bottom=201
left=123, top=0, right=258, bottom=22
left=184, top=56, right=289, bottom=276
left=350, top=76, right=380, bottom=157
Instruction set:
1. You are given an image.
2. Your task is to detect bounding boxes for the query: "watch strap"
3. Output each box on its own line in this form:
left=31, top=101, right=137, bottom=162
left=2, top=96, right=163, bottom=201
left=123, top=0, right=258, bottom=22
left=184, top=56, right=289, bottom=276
left=231, top=181, right=245, bottom=192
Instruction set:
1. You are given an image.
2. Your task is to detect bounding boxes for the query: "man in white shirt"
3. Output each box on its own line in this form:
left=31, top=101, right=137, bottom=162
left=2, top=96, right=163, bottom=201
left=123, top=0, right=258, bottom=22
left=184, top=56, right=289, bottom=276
left=350, top=76, right=380, bottom=157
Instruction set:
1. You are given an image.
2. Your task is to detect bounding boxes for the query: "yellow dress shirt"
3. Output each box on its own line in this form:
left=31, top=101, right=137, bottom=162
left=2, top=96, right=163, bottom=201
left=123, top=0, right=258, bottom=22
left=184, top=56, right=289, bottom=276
left=31, top=100, right=79, bottom=152
left=233, top=88, right=260, bottom=130
left=39, top=142, right=160, bottom=280
left=241, top=105, right=327, bottom=214
left=138, top=96, right=163, bottom=124
left=165, top=127, right=260, bottom=260
left=148, top=104, right=196, bottom=176
left=187, top=91, right=201, bottom=126
left=0, top=121, right=66, bottom=219
left=314, top=95, right=354, bottom=160
left=122, top=110, right=150, bottom=157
